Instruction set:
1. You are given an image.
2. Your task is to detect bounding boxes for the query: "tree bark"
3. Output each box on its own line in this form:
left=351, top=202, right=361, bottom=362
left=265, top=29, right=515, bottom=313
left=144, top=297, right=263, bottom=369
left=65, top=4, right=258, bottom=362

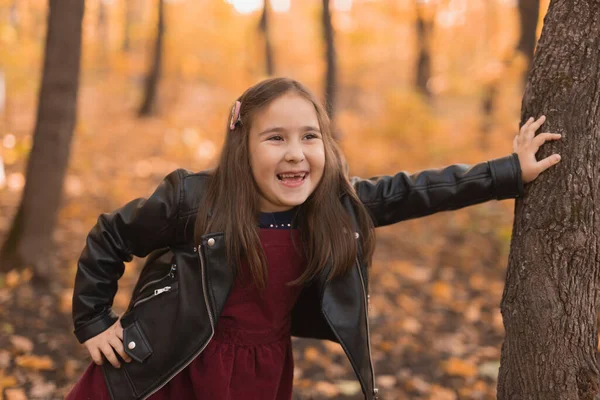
left=0, top=0, right=84, bottom=280
left=517, top=0, right=540, bottom=85
left=138, top=0, right=164, bottom=117
left=259, top=1, right=274, bottom=76
left=322, top=0, right=337, bottom=126
left=498, top=1, right=600, bottom=399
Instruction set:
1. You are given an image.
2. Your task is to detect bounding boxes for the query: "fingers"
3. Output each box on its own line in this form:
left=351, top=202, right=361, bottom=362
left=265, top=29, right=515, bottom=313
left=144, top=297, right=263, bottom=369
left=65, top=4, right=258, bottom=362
left=520, top=115, right=546, bottom=140
left=115, top=323, right=124, bottom=341
left=101, top=344, right=121, bottom=368
left=536, top=154, right=561, bottom=174
left=109, top=336, right=132, bottom=363
left=532, top=132, right=562, bottom=151
left=529, top=115, right=546, bottom=136
left=88, top=346, right=103, bottom=366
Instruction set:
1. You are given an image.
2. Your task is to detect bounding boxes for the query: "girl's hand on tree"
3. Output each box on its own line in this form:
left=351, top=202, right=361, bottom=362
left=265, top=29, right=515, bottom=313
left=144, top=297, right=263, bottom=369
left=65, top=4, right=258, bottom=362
left=83, top=318, right=132, bottom=368
left=513, top=115, right=562, bottom=184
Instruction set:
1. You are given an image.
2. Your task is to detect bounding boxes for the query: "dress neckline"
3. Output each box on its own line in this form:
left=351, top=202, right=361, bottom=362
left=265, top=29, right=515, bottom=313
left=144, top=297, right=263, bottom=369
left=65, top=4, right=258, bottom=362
left=258, top=206, right=299, bottom=229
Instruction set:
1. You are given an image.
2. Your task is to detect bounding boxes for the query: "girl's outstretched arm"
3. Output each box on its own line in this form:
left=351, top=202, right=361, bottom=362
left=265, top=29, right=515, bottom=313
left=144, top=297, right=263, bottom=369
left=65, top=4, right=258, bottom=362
left=352, top=115, right=561, bottom=228
left=72, top=169, right=184, bottom=345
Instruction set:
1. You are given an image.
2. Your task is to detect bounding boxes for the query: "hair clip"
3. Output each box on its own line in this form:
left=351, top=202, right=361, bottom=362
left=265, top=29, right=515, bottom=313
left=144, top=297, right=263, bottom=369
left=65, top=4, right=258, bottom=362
left=229, top=101, right=242, bottom=130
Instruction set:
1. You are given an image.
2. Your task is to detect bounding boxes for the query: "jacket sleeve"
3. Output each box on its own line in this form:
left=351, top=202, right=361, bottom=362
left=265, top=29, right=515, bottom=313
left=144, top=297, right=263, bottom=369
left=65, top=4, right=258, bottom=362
left=351, top=153, right=524, bottom=228
left=72, top=169, right=184, bottom=343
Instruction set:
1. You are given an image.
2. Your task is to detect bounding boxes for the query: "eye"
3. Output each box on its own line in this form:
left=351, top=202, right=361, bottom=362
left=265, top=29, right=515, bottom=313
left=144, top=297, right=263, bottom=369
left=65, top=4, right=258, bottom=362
left=267, top=135, right=283, bottom=141
left=304, top=133, right=320, bottom=139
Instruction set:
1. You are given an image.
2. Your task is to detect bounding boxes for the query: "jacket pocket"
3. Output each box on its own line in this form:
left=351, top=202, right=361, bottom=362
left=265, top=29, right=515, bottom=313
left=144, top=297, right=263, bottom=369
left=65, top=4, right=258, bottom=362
left=122, top=319, right=153, bottom=363
left=135, top=263, right=177, bottom=295
left=132, top=281, right=179, bottom=309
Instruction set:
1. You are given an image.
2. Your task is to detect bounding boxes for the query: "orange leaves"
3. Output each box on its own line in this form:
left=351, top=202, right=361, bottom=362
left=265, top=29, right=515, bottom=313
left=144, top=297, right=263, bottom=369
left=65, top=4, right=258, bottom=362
left=9, top=336, right=33, bottom=354
left=431, top=281, right=454, bottom=303
left=390, top=260, right=432, bottom=284
left=14, top=355, right=55, bottom=371
left=2, top=268, right=32, bottom=288
left=442, top=357, right=478, bottom=378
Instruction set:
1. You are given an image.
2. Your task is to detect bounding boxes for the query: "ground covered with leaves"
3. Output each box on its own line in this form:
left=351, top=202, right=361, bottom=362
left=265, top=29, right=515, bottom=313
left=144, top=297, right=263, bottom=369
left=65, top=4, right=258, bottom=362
left=1, top=81, right=519, bottom=399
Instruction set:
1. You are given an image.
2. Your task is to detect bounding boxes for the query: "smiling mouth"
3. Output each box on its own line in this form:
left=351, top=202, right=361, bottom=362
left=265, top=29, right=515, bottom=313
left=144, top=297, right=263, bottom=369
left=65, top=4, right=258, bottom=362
left=276, top=172, right=308, bottom=182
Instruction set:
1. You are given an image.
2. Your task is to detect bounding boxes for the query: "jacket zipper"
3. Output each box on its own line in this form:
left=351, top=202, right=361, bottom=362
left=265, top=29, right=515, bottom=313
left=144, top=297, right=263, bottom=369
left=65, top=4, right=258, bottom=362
left=137, top=264, right=177, bottom=294
left=356, top=256, right=378, bottom=399
left=132, top=285, right=174, bottom=308
left=140, top=243, right=215, bottom=400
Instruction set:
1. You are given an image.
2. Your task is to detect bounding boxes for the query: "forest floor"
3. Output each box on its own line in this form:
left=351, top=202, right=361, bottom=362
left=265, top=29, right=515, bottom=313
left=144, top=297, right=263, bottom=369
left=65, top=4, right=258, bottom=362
left=0, top=80, right=519, bottom=400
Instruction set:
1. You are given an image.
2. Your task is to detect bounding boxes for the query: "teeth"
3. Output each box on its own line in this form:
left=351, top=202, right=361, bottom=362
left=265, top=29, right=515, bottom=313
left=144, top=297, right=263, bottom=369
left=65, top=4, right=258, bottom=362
left=278, top=173, right=306, bottom=179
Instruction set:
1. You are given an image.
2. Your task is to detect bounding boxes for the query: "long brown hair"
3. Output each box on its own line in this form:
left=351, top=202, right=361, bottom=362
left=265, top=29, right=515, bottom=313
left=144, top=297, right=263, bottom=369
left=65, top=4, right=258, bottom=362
left=194, top=77, right=375, bottom=289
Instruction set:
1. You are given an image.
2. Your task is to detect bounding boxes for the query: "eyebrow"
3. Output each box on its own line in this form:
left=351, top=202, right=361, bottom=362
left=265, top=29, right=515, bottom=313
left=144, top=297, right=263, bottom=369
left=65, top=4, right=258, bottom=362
left=258, top=126, right=321, bottom=136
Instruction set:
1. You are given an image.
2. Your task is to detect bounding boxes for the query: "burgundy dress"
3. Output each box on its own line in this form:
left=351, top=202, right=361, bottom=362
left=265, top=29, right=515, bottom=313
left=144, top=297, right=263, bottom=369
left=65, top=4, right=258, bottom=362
left=67, top=217, right=306, bottom=400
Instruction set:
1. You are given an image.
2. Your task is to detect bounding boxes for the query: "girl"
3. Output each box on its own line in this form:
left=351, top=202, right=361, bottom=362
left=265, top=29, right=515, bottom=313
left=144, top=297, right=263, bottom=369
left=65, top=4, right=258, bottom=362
left=67, top=77, right=561, bottom=400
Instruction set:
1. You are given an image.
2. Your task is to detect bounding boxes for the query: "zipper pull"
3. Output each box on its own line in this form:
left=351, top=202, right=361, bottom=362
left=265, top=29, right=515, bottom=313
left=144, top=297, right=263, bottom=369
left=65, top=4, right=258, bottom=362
left=154, top=286, right=171, bottom=296
left=169, top=264, right=177, bottom=278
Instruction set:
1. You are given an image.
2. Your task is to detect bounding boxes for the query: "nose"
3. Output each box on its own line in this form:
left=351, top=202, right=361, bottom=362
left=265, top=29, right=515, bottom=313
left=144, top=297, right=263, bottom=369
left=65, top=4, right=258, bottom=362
left=284, top=141, right=305, bottom=163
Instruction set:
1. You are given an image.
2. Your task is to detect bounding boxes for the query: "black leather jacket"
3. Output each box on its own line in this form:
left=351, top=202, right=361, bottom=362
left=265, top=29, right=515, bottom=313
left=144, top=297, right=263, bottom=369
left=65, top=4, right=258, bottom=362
left=72, top=154, right=524, bottom=400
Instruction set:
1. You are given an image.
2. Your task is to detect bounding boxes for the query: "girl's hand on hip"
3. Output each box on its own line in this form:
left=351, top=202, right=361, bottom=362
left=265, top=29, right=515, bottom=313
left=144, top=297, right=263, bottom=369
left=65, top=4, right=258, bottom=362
left=83, top=318, right=132, bottom=368
left=513, top=115, right=562, bottom=184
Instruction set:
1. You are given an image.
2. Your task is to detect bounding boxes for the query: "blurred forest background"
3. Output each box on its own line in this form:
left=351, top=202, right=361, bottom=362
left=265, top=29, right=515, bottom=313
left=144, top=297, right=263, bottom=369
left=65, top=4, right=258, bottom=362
left=0, top=0, right=550, bottom=398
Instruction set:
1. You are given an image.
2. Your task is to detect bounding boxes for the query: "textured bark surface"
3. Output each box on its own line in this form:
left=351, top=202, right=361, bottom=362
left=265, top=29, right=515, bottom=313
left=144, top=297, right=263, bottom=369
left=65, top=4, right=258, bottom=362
left=0, top=0, right=84, bottom=277
left=498, top=1, right=600, bottom=399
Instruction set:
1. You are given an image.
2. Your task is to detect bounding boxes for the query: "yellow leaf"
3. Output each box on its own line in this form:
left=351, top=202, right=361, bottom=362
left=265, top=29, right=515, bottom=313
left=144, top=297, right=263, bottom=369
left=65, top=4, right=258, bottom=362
left=0, top=372, right=18, bottom=389
left=431, top=281, right=453, bottom=302
left=5, top=388, right=27, bottom=400
left=304, top=347, right=320, bottom=362
left=15, top=355, right=55, bottom=371
left=5, top=270, right=19, bottom=288
left=315, top=381, right=339, bottom=397
left=443, top=358, right=478, bottom=378
left=429, top=384, right=457, bottom=400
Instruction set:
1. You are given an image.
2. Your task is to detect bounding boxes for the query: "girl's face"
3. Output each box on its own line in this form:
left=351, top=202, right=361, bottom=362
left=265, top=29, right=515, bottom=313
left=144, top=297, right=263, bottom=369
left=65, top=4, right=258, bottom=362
left=248, top=93, right=325, bottom=212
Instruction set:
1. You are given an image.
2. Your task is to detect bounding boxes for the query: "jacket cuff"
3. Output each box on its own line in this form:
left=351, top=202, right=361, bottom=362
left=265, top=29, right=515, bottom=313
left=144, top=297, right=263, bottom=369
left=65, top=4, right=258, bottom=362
left=488, top=153, right=525, bottom=200
left=74, top=309, right=119, bottom=343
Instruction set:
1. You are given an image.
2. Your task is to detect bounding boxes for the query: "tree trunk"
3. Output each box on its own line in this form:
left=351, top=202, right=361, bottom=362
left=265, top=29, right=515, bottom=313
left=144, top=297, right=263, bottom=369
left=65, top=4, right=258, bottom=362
left=517, top=0, right=540, bottom=85
left=97, top=0, right=109, bottom=75
left=9, top=0, right=19, bottom=38
left=415, top=1, right=433, bottom=99
left=122, top=0, right=132, bottom=52
left=0, top=0, right=84, bottom=280
left=138, top=0, right=164, bottom=117
left=259, top=2, right=274, bottom=76
left=322, top=0, right=337, bottom=126
left=479, top=0, right=501, bottom=148
left=498, top=1, right=600, bottom=398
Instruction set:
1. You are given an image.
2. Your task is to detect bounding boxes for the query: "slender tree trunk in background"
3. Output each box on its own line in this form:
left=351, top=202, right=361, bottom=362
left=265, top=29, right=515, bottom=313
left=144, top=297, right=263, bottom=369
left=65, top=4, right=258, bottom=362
left=258, top=1, right=274, bottom=76
left=497, top=1, right=600, bottom=398
left=9, top=0, right=19, bottom=38
left=322, top=0, right=337, bottom=129
left=138, top=0, right=164, bottom=117
left=415, top=1, right=433, bottom=99
left=480, top=0, right=501, bottom=148
left=97, top=0, right=109, bottom=75
left=0, top=68, right=6, bottom=139
left=517, top=0, right=540, bottom=86
left=0, top=0, right=84, bottom=280
left=122, top=0, right=132, bottom=52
